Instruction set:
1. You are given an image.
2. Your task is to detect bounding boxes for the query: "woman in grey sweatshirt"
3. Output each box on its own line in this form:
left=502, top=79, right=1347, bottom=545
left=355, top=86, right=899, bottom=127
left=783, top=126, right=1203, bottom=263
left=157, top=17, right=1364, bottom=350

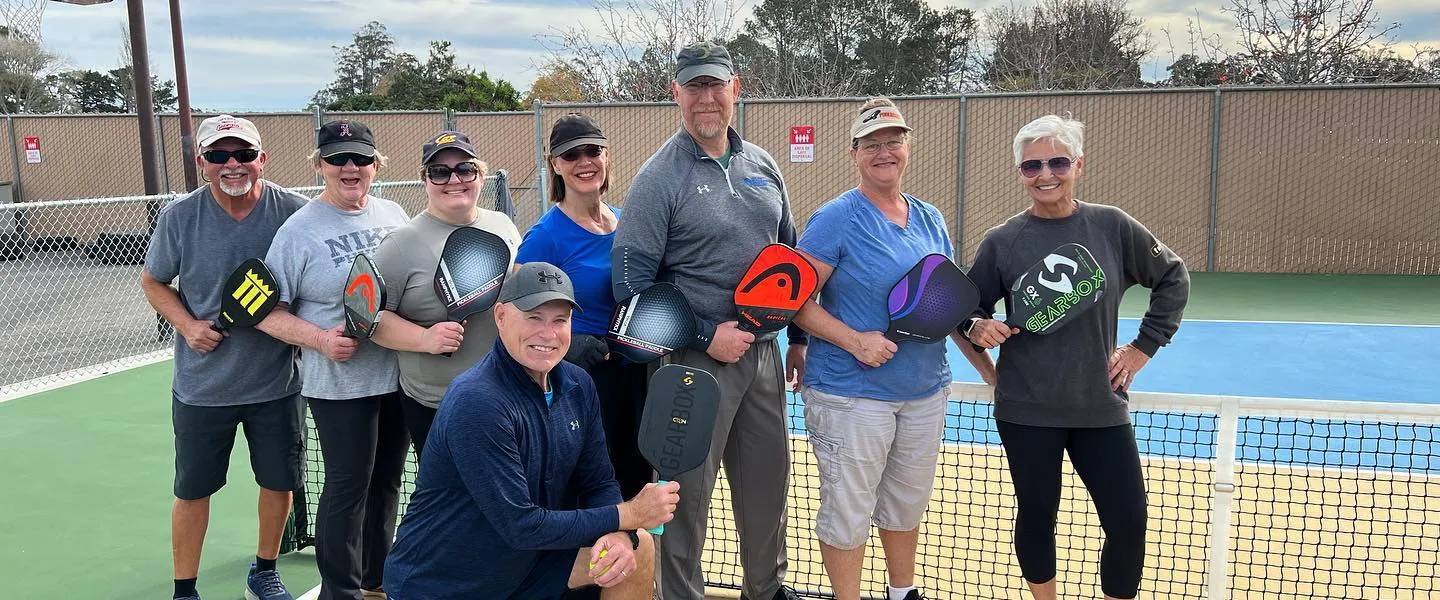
left=961, top=114, right=1190, bottom=600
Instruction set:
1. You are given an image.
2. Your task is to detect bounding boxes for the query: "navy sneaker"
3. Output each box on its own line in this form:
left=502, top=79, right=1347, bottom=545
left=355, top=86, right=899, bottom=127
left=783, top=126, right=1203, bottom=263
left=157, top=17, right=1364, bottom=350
left=244, top=563, right=293, bottom=600
left=174, top=596, right=201, bottom=600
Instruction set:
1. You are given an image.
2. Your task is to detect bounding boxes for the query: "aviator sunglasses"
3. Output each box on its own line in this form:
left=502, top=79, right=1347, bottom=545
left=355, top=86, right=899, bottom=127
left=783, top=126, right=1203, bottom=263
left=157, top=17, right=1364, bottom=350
left=1018, top=156, right=1073, bottom=178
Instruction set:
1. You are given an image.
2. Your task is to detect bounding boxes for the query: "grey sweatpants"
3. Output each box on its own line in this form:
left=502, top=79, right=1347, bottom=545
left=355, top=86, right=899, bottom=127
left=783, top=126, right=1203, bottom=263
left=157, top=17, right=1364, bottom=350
left=658, top=340, right=791, bottom=600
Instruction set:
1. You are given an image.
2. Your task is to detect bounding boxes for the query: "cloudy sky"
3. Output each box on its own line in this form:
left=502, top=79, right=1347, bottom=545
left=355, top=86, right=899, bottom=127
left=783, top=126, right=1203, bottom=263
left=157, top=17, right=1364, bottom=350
left=41, top=0, right=1440, bottom=112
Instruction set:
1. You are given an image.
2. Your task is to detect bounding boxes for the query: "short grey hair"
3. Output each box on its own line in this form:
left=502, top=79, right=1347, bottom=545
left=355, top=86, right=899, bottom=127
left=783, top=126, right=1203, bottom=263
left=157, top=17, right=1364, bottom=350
left=1012, top=115, right=1084, bottom=166
left=307, top=148, right=390, bottom=169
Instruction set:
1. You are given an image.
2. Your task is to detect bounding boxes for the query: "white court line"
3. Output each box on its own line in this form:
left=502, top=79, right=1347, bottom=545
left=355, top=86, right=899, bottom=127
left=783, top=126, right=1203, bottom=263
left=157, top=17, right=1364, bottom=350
left=0, top=350, right=171, bottom=404
left=1032, top=315, right=1440, bottom=328
left=298, top=586, right=320, bottom=600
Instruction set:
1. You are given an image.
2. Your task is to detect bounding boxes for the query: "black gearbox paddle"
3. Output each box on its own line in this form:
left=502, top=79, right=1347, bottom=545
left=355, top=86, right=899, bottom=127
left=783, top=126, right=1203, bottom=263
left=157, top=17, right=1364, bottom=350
left=343, top=253, right=386, bottom=339
left=637, top=364, right=719, bottom=535
left=211, top=258, right=280, bottom=334
left=432, top=226, right=512, bottom=355
left=606, top=283, right=698, bottom=363
left=1007, top=243, right=1106, bottom=335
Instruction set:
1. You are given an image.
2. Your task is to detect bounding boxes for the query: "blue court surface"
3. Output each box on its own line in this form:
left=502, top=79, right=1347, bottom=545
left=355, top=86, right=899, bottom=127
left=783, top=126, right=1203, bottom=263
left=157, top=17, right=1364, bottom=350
left=777, top=319, right=1440, bottom=473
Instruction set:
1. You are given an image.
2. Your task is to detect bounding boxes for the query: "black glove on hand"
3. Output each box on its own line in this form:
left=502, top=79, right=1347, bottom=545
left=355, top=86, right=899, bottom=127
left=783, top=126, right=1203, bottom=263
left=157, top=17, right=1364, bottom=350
left=565, top=334, right=609, bottom=370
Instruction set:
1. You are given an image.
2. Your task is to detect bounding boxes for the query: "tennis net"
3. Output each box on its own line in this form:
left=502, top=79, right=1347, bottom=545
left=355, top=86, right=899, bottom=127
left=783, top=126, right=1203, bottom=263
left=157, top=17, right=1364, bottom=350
left=286, top=384, right=1439, bottom=599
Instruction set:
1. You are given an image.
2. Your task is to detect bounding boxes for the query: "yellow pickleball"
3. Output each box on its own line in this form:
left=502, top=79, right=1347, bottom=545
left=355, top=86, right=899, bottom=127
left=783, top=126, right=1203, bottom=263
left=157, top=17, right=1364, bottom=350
left=588, top=548, right=611, bottom=576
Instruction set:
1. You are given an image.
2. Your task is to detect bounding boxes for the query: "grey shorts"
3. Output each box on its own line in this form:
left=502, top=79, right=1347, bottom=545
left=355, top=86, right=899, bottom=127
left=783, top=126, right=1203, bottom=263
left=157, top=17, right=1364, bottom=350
left=172, top=393, right=304, bottom=500
left=802, top=386, right=947, bottom=550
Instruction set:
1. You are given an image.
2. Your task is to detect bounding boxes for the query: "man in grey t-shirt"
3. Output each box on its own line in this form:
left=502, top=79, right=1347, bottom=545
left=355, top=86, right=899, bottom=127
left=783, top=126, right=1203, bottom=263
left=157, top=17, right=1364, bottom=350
left=140, top=115, right=307, bottom=600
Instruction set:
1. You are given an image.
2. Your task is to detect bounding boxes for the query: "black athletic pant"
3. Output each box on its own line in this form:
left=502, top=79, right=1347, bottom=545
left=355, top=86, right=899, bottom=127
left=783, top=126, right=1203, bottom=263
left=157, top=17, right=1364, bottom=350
left=995, top=420, right=1148, bottom=599
left=308, top=393, right=409, bottom=600
left=586, top=357, right=651, bottom=499
left=400, top=392, right=438, bottom=461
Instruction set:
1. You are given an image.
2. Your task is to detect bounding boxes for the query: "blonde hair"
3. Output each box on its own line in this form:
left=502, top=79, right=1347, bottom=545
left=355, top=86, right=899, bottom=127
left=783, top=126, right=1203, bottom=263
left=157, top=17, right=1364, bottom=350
left=1013, top=115, right=1085, bottom=165
left=307, top=148, right=390, bottom=169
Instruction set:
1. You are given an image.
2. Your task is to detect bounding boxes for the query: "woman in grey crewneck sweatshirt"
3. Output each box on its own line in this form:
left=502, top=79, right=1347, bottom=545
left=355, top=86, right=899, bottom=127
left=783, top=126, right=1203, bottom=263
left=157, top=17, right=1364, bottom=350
left=961, top=114, right=1190, bottom=600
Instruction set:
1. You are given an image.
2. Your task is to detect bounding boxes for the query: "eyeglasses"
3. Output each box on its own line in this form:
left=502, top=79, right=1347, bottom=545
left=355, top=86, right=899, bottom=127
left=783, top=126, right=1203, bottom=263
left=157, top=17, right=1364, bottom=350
left=423, top=162, right=481, bottom=184
left=201, top=149, right=259, bottom=164
left=557, top=145, right=603, bottom=162
left=680, top=79, right=731, bottom=95
left=855, top=139, right=905, bottom=155
left=1019, top=157, right=1073, bottom=178
left=321, top=153, right=376, bottom=167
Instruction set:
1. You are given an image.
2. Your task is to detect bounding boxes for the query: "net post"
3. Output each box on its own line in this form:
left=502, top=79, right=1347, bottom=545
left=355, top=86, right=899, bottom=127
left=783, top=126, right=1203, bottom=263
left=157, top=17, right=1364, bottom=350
left=1206, top=396, right=1239, bottom=600
left=532, top=99, right=547, bottom=208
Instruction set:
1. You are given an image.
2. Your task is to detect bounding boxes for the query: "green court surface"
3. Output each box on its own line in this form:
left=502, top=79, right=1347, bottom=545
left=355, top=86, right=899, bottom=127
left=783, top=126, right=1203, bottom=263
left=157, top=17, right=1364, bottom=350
left=1114, top=272, right=1440, bottom=325
left=2, top=272, right=1435, bottom=597
left=0, top=365, right=320, bottom=598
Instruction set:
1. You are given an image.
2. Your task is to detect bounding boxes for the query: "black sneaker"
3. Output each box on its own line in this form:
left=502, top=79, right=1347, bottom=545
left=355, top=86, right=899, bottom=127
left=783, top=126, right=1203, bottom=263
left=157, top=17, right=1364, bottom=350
left=740, top=585, right=802, bottom=600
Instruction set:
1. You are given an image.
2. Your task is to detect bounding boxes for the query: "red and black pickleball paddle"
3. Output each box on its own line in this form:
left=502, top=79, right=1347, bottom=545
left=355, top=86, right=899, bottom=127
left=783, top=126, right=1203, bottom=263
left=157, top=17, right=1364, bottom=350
left=343, top=253, right=386, bottom=339
left=734, top=243, right=818, bottom=334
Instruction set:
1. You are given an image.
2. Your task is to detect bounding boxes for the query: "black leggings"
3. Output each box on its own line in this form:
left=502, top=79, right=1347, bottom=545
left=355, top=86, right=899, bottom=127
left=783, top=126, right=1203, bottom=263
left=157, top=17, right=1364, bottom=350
left=586, top=357, right=652, bottom=500
left=308, top=393, right=409, bottom=598
left=400, top=392, right=438, bottom=461
left=995, top=420, right=1148, bottom=599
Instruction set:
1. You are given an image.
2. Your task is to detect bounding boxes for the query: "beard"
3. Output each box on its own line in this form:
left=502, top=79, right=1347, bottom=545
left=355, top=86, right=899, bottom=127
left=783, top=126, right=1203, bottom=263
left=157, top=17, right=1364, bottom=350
left=217, top=169, right=254, bottom=197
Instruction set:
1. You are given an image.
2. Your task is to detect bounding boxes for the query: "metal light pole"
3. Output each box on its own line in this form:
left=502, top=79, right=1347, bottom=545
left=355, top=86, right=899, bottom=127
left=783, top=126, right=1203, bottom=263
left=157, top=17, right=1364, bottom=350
left=168, top=0, right=197, bottom=190
left=125, top=0, right=161, bottom=197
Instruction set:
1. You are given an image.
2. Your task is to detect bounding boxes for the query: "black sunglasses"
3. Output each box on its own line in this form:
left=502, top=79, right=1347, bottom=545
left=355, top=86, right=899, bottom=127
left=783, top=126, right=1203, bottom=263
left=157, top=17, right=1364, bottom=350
left=557, top=145, right=603, bottom=162
left=1019, top=156, right=1073, bottom=178
left=201, top=149, right=260, bottom=164
left=424, top=162, right=481, bottom=185
left=321, top=153, right=377, bottom=167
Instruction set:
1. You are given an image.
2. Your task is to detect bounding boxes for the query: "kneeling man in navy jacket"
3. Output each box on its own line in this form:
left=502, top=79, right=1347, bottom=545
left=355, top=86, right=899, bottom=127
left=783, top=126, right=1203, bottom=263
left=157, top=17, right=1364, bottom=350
left=384, top=261, right=681, bottom=600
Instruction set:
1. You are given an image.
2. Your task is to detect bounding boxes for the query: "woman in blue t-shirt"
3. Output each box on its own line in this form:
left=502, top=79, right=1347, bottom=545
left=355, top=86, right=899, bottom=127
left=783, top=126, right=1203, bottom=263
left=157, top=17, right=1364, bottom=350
left=791, top=99, right=995, bottom=600
left=515, top=113, right=651, bottom=498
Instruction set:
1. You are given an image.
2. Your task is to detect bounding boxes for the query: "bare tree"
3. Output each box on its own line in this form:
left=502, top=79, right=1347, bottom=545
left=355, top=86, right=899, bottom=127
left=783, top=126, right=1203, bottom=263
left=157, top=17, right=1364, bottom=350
left=981, top=0, right=1151, bottom=91
left=1224, top=0, right=1401, bottom=83
left=537, top=0, right=747, bottom=101
left=729, top=0, right=978, bottom=98
left=0, top=32, right=65, bottom=113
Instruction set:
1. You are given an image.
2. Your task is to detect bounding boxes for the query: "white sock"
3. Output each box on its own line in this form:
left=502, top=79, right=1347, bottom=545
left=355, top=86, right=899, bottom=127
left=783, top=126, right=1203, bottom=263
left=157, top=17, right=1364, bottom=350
left=888, top=585, right=916, bottom=600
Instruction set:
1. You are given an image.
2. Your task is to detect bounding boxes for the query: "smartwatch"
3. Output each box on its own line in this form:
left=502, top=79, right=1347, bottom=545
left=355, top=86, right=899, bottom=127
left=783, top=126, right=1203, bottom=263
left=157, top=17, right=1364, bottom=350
left=961, top=316, right=982, bottom=338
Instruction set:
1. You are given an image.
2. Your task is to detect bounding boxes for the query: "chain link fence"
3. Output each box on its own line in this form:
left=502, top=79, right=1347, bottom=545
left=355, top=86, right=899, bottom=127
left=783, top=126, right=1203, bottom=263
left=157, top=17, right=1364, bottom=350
left=0, top=175, right=512, bottom=398
left=3, top=84, right=1434, bottom=274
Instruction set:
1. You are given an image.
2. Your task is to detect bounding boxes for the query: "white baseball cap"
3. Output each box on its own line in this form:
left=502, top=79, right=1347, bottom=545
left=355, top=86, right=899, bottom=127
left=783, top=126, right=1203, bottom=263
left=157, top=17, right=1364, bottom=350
left=197, top=115, right=262, bottom=148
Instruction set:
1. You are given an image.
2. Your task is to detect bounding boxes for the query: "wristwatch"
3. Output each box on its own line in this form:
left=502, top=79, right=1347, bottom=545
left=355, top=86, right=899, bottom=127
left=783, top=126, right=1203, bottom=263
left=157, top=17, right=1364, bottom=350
left=624, top=529, right=640, bottom=550
left=961, top=317, right=982, bottom=338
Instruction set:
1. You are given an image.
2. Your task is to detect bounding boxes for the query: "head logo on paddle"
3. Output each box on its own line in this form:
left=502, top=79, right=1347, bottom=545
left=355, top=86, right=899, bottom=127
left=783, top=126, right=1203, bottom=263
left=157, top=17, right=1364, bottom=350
left=1008, top=243, right=1106, bottom=335
left=211, top=258, right=279, bottom=334
left=638, top=364, right=719, bottom=535
left=734, top=244, right=818, bottom=334
left=343, top=253, right=386, bottom=339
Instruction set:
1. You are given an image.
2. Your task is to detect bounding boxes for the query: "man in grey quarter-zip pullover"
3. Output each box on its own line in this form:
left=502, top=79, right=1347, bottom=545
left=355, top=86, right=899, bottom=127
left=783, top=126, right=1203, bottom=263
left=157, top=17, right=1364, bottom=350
left=611, top=41, right=806, bottom=600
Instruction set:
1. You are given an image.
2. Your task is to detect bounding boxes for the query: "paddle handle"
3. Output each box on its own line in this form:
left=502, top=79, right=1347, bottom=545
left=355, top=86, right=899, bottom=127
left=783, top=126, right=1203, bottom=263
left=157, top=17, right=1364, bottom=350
left=647, top=479, right=672, bottom=535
